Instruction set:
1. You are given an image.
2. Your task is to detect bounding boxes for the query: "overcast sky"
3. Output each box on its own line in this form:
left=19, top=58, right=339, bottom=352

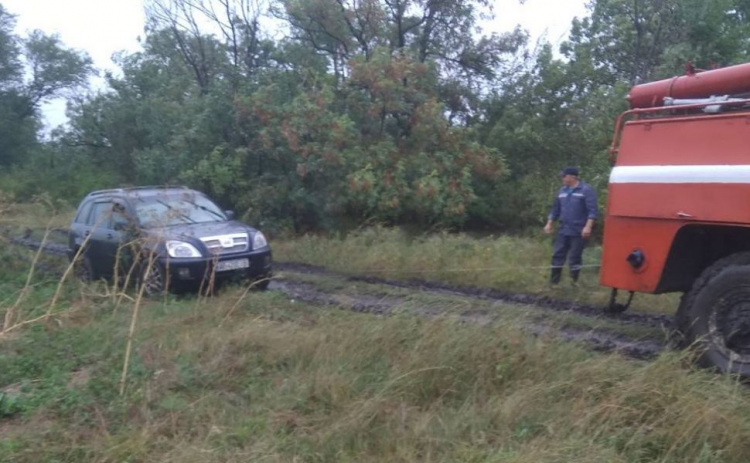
left=2, top=0, right=589, bottom=130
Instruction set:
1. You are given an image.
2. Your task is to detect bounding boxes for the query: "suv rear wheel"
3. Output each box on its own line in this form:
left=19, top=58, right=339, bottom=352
left=73, top=254, right=96, bottom=282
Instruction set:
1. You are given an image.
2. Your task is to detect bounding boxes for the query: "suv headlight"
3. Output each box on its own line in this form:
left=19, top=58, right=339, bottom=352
left=253, top=232, right=268, bottom=249
left=166, top=240, right=202, bottom=258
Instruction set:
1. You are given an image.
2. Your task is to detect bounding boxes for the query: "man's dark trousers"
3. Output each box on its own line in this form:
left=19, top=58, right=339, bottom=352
left=550, top=233, right=584, bottom=284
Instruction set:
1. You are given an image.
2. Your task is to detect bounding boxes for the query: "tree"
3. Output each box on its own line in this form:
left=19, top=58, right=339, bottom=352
left=145, top=0, right=275, bottom=91
left=278, top=0, right=527, bottom=119
left=23, top=30, right=92, bottom=112
left=0, top=4, right=21, bottom=88
left=55, top=0, right=750, bottom=233
left=64, top=29, right=235, bottom=183
left=0, top=5, right=91, bottom=166
left=240, top=48, right=505, bottom=229
left=562, top=0, right=750, bottom=87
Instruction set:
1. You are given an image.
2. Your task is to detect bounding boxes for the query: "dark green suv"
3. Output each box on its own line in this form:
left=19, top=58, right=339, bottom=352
left=68, top=186, right=272, bottom=294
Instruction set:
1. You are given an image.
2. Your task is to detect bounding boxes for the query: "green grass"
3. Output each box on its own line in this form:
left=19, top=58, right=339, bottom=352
left=1, top=201, right=745, bottom=461
left=2, top=281, right=750, bottom=462
left=0, top=195, right=74, bottom=233
left=274, top=227, right=681, bottom=315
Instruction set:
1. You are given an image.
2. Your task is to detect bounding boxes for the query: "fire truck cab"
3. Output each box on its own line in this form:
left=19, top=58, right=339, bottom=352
left=602, top=62, right=750, bottom=375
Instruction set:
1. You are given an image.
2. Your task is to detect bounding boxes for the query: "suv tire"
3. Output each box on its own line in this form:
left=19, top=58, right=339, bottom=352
left=73, top=254, right=96, bottom=282
left=138, top=260, right=167, bottom=297
left=253, top=277, right=270, bottom=291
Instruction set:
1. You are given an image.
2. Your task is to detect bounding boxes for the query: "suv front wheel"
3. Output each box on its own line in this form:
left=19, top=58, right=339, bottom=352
left=138, top=260, right=167, bottom=297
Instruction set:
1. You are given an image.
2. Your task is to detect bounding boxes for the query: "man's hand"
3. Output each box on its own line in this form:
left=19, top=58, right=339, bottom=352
left=582, top=218, right=594, bottom=239
left=544, top=221, right=553, bottom=235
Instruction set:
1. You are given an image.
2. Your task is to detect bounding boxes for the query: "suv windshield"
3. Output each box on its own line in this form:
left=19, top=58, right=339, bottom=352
left=135, top=194, right=227, bottom=228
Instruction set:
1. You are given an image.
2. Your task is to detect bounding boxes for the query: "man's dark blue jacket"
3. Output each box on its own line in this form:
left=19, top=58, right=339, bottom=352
left=548, top=181, right=598, bottom=236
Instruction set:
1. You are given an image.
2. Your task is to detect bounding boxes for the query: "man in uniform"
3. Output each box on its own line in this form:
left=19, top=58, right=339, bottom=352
left=544, top=167, right=598, bottom=287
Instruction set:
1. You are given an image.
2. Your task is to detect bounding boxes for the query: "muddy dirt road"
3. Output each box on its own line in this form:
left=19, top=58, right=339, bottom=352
left=5, top=230, right=671, bottom=360
left=272, top=263, right=667, bottom=359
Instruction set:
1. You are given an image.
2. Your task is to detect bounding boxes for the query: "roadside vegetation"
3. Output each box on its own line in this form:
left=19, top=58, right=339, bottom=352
left=275, top=227, right=681, bottom=315
left=3, top=201, right=680, bottom=315
left=0, top=195, right=73, bottom=233
left=2, top=243, right=750, bottom=462
left=2, top=0, right=750, bottom=459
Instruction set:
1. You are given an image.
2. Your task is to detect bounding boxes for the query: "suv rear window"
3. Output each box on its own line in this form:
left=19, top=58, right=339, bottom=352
left=75, top=201, right=94, bottom=225
left=112, top=203, right=132, bottom=230
left=90, top=202, right=113, bottom=228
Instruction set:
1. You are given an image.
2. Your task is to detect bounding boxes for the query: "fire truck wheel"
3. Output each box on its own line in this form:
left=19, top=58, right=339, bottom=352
left=677, top=252, right=750, bottom=377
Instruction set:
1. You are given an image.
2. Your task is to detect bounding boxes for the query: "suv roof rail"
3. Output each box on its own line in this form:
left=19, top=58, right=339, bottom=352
left=124, top=185, right=190, bottom=191
left=86, top=188, right=122, bottom=197
left=86, top=185, right=190, bottom=198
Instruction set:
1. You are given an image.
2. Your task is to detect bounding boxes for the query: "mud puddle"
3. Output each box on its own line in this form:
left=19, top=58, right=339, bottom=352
left=9, top=235, right=69, bottom=257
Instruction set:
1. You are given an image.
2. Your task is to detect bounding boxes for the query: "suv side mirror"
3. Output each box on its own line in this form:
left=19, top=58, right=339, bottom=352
left=224, top=210, right=235, bottom=221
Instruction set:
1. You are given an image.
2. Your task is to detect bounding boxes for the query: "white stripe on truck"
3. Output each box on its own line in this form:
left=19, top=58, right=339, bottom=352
left=610, top=165, right=750, bottom=184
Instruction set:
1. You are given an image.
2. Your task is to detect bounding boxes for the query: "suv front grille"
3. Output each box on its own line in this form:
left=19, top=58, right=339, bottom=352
left=200, top=233, right=249, bottom=255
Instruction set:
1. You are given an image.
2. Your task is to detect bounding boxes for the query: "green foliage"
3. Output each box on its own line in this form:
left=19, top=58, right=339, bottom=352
left=241, top=49, right=506, bottom=229
left=0, top=91, right=37, bottom=166
left=0, top=390, right=24, bottom=417
left=5, top=0, right=750, bottom=232
left=0, top=144, right=121, bottom=203
left=478, top=43, right=622, bottom=229
left=0, top=5, right=91, bottom=167
left=23, top=30, right=93, bottom=105
left=0, top=5, right=21, bottom=87
left=563, top=0, right=750, bottom=85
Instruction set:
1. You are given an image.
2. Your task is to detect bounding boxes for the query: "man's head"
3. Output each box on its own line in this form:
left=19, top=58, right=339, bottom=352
left=559, top=166, right=579, bottom=187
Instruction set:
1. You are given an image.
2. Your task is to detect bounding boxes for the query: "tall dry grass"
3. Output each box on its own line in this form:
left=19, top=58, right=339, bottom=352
left=0, top=199, right=742, bottom=462
left=2, top=287, right=748, bottom=462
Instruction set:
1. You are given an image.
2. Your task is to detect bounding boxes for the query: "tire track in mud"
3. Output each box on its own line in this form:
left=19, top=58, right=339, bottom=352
left=10, top=236, right=69, bottom=257
left=1, top=228, right=67, bottom=277
left=268, top=278, right=664, bottom=360
left=274, top=262, right=673, bottom=328
left=5, top=231, right=667, bottom=360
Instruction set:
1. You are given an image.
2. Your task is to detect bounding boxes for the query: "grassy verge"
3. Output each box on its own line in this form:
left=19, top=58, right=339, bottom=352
left=0, top=194, right=74, bottom=233
left=274, top=227, right=680, bottom=314
left=1, top=279, right=749, bottom=462
left=0, top=197, right=679, bottom=314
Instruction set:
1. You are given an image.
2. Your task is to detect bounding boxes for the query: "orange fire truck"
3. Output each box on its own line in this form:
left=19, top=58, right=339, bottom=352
left=603, top=62, right=750, bottom=375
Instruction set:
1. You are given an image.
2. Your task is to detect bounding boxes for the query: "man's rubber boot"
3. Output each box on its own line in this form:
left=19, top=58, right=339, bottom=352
left=550, top=267, right=562, bottom=288
left=570, top=269, right=580, bottom=288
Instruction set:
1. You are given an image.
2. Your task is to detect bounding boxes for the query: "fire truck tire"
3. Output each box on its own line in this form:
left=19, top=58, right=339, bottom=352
left=676, top=251, right=750, bottom=376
